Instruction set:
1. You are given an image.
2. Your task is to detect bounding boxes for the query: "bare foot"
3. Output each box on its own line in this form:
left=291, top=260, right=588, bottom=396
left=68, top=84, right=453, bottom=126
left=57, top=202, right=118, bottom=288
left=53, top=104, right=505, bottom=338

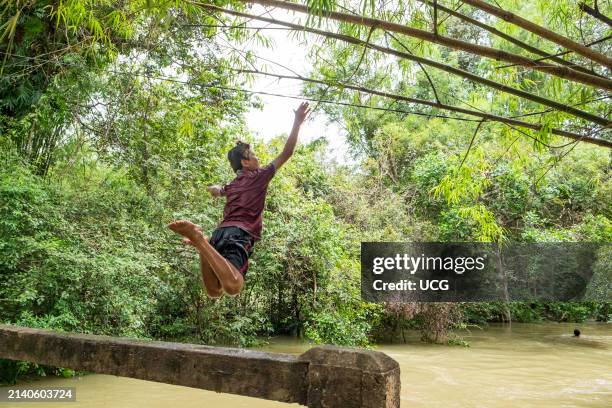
left=167, top=220, right=206, bottom=243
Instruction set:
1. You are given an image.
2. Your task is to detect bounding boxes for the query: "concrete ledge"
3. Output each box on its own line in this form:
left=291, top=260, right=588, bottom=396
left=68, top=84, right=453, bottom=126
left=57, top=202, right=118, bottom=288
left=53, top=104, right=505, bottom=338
left=299, top=345, right=401, bottom=408
left=0, top=324, right=307, bottom=404
left=0, top=324, right=400, bottom=407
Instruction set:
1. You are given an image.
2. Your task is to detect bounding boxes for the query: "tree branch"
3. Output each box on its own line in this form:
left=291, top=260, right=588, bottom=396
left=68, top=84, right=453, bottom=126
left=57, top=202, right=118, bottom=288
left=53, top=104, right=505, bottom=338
left=418, top=0, right=606, bottom=78
left=225, top=0, right=612, bottom=90
left=230, top=68, right=612, bottom=147
left=433, top=0, right=438, bottom=35
left=460, top=0, right=612, bottom=68
left=494, top=34, right=611, bottom=70
left=192, top=2, right=611, bottom=126
left=458, top=119, right=486, bottom=173
left=385, top=31, right=441, bottom=104
left=580, top=2, right=612, bottom=27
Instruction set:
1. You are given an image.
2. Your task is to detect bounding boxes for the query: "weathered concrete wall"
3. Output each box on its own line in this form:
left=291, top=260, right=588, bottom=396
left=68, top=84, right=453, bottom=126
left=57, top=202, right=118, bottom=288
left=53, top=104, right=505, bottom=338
left=0, top=324, right=308, bottom=403
left=299, top=345, right=401, bottom=408
left=0, top=324, right=400, bottom=407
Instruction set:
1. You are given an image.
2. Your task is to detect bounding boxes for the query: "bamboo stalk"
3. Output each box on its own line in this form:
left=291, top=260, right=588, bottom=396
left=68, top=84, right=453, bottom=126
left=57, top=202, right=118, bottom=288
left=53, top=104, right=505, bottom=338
left=579, top=2, right=612, bottom=27
left=418, top=0, right=606, bottom=78
left=230, top=0, right=612, bottom=90
left=191, top=2, right=610, bottom=126
left=234, top=68, right=612, bottom=147
left=460, top=0, right=612, bottom=69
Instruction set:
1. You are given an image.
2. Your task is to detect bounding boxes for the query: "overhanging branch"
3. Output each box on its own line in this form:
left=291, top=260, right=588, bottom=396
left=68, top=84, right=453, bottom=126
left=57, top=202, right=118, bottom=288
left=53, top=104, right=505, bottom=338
left=580, top=2, right=612, bottom=27
left=460, top=0, right=612, bottom=69
left=193, top=2, right=610, bottom=127
left=231, top=68, right=612, bottom=148
left=231, top=0, right=612, bottom=90
left=418, top=0, right=606, bottom=78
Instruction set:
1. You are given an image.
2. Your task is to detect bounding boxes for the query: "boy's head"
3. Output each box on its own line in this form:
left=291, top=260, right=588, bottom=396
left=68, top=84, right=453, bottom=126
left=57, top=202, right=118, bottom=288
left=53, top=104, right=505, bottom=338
left=228, top=141, right=260, bottom=173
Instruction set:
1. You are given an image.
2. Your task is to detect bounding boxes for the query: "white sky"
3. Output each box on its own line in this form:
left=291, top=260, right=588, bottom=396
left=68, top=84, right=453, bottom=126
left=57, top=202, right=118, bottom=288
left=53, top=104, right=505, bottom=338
left=224, top=5, right=353, bottom=165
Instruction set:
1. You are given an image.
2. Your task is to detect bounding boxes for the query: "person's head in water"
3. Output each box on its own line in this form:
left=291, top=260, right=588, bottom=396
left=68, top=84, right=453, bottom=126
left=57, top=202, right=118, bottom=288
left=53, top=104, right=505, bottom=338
left=574, top=328, right=581, bottom=337
left=227, top=141, right=260, bottom=173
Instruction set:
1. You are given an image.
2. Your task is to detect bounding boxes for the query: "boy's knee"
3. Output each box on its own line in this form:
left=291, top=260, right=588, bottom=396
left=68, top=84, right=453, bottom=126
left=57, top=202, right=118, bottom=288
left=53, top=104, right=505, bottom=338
left=224, top=283, right=243, bottom=297
left=206, top=288, right=223, bottom=299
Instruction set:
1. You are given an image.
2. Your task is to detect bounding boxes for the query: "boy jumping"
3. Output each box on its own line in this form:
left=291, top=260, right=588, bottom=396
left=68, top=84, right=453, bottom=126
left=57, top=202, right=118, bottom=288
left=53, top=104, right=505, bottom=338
left=168, top=102, right=310, bottom=298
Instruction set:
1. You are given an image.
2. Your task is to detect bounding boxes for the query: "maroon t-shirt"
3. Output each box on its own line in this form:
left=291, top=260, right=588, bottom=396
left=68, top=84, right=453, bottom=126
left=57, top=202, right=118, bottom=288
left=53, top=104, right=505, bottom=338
left=218, top=163, right=277, bottom=241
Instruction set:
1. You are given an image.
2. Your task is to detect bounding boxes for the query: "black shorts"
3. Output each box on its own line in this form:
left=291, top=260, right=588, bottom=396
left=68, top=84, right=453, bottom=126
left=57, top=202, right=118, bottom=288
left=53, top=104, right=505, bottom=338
left=209, top=226, right=254, bottom=276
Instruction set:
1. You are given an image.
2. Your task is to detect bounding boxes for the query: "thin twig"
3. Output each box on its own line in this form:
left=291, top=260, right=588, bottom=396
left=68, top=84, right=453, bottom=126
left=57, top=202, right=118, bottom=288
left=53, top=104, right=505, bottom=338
left=385, top=31, right=441, bottom=104
left=457, top=119, right=486, bottom=173
left=311, top=24, right=377, bottom=117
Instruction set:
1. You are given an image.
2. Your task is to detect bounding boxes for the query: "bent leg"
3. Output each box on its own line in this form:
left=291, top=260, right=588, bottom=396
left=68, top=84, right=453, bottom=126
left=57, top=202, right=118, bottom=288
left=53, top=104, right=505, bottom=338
left=195, top=238, right=244, bottom=296
left=169, top=221, right=244, bottom=295
left=197, top=247, right=224, bottom=298
left=183, top=238, right=223, bottom=298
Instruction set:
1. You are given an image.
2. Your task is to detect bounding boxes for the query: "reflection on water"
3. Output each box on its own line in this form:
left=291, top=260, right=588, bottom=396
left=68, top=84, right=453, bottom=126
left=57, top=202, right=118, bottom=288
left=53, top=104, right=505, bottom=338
left=1, top=323, right=610, bottom=407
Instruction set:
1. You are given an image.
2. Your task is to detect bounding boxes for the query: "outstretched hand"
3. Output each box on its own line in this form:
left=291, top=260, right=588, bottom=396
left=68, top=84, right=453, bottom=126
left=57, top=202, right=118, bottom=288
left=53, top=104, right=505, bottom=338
left=207, top=185, right=222, bottom=197
left=293, top=102, right=310, bottom=125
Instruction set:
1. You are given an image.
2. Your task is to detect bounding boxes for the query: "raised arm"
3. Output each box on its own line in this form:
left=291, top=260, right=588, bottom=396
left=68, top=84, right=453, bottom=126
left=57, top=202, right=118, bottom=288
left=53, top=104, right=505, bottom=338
left=271, top=102, right=310, bottom=171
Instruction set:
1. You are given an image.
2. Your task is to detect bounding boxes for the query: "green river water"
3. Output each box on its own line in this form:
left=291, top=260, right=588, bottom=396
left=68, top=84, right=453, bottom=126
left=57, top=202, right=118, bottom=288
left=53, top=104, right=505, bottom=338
left=1, top=322, right=610, bottom=407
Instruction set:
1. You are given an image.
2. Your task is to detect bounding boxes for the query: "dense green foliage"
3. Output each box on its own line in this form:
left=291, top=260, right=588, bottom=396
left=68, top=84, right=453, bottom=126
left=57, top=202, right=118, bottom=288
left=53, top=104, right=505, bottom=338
left=1, top=0, right=610, bottom=385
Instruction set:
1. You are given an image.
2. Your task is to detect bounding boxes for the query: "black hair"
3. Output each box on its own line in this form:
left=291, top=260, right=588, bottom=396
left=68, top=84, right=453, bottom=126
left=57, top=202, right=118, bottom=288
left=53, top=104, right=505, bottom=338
left=227, top=141, right=250, bottom=173
left=574, top=328, right=581, bottom=337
